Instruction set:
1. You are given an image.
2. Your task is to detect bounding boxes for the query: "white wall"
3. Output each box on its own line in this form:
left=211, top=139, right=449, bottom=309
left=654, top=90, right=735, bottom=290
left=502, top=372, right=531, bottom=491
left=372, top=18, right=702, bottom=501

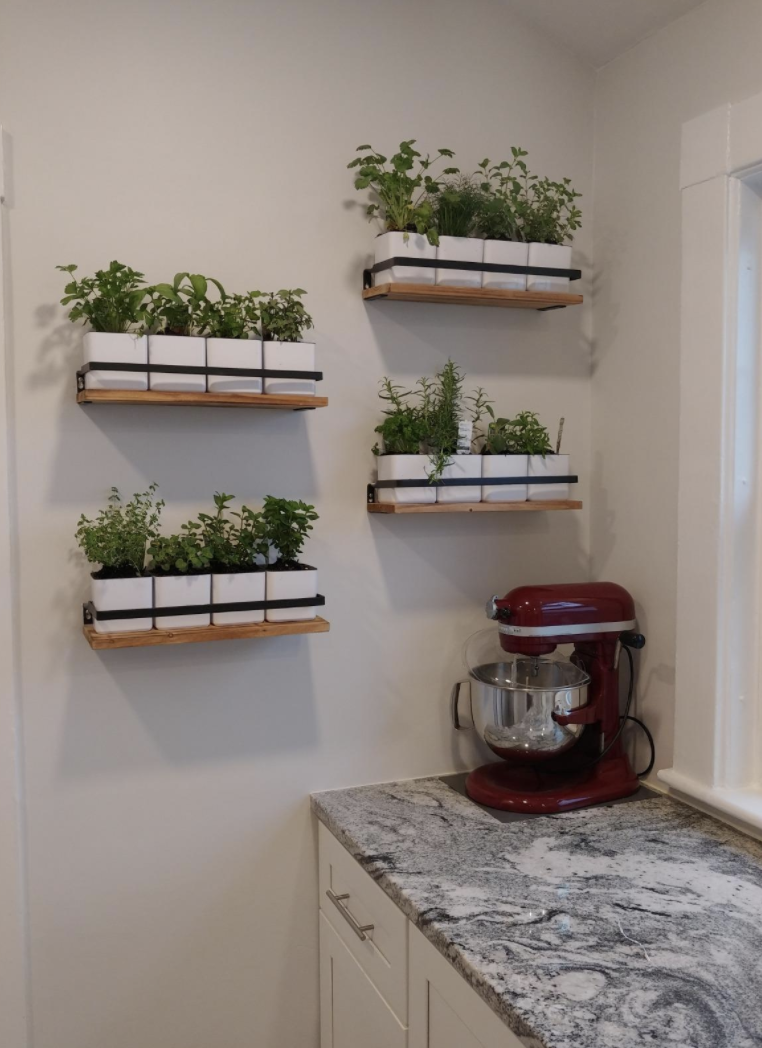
left=0, top=1, right=594, bottom=1045
left=591, top=0, right=762, bottom=779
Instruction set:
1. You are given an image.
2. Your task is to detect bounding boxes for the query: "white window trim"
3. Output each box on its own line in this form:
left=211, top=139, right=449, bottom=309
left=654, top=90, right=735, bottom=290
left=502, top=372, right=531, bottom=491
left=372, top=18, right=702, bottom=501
left=658, top=92, right=762, bottom=831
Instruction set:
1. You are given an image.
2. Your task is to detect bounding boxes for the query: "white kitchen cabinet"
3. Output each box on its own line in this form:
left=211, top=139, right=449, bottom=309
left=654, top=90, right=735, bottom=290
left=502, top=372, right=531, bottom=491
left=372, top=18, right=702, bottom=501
left=320, top=912, right=407, bottom=1048
left=318, top=824, right=526, bottom=1048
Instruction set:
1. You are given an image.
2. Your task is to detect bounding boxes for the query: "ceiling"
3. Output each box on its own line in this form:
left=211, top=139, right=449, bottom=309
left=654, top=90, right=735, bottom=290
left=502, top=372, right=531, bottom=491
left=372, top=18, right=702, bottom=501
left=504, top=0, right=708, bottom=68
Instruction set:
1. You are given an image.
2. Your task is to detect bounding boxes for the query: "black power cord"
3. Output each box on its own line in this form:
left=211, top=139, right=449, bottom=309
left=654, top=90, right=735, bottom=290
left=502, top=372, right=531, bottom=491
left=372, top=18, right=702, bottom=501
left=583, top=643, right=656, bottom=776
left=627, top=715, right=656, bottom=777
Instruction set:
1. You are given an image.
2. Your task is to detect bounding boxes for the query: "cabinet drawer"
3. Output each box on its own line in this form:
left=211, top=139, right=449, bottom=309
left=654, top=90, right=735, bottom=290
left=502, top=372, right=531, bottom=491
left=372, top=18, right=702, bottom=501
left=319, top=822, right=408, bottom=1023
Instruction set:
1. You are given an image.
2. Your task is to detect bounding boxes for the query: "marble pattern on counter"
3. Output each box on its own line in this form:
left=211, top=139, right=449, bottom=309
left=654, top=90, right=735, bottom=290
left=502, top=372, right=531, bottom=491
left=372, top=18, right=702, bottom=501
left=311, top=778, right=762, bottom=1048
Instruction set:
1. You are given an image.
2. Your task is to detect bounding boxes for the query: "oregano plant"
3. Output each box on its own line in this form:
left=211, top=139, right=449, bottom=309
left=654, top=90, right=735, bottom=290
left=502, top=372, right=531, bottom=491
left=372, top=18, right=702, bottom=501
left=148, top=526, right=214, bottom=575
left=57, top=261, right=151, bottom=333
left=75, top=484, right=163, bottom=578
left=260, top=289, right=313, bottom=343
left=261, top=496, right=318, bottom=569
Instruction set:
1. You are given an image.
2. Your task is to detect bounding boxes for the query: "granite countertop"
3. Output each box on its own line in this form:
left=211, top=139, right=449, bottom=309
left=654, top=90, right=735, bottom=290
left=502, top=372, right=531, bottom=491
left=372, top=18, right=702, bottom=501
left=311, top=777, right=762, bottom=1048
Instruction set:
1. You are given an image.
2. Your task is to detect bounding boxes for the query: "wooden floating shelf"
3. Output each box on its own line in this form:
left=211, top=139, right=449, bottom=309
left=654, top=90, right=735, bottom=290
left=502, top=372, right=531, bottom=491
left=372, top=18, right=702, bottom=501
left=362, top=284, right=583, bottom=311
left=83, top=616, right=330, bottom=650
left=77, top=390, right=328, bottom=410
left=368, top=501, right=582, bottom=514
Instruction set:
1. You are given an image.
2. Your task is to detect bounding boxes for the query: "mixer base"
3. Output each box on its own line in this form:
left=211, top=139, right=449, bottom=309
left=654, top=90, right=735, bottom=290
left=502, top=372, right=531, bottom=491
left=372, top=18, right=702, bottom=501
left=466, top=755, right=639, bottom=814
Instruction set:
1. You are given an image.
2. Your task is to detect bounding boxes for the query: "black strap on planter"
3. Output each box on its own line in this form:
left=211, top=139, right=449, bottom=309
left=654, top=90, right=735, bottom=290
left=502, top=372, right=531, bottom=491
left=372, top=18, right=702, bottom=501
left=77, top=361, right=323, bottom=390
left=83, top=594, right=326, bottom=623
left=373, top=475, right=578, bottom=488
left=368, top=258, right=581, bottom=280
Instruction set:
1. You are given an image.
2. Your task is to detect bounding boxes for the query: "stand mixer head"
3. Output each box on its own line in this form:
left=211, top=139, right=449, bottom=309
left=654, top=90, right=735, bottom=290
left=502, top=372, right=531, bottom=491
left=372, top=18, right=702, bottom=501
left=458, top=582, right=646, bottom=814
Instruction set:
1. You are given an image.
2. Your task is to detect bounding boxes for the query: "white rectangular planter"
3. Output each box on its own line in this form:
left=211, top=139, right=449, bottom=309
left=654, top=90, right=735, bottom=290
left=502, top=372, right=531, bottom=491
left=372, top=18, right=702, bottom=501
left=436, top=455, right=482, bottom=504
left=91, top=574, right=152, bottom=634
left=435, top=236, right=484, bottom=288
left=207, top=338, right=263, bottom=394
left=527, top=243, right=573, bottom=293
left=148, top=334, right=206, bottom=392
left=376, top=454, right=436, bottom=505
left=212, top=569, right=265, bottom=626
left=481, top=455, right=529, bottom=503
left=263, top=342, right=316, bottom=396
left=528, top=454, right=571, bottom=502
left=83, top=332, right=148, bottom=390
left=153, top=573, right=211, bottom=630
left=373, top=231, right=436, bottom=286
left=265, top=567, right=318, bottom=623
left=482, top=240, right=528, bottom=291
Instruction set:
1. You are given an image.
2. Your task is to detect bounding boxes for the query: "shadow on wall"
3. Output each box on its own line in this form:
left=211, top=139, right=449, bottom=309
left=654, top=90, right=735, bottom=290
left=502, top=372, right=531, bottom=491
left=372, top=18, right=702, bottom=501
left=55, top=637, right=319, bottom=777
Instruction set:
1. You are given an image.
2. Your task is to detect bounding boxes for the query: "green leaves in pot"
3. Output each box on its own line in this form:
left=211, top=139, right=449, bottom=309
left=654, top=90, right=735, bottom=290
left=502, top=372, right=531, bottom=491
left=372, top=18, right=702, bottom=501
left=75, top=483, right=163, bottom=577
left=148, top=525, right=213, bottom=575
left=430, top=177, right=483, bottom=239
left=474, top=147, right=531, bottom=242
left=348, top=140, right=457, bottom=246
left=424, top=361, right=492, bottom=482
left=57, top=261, right=151, bottom=334
left=196, top=493, right=269, bottom=570
left=260, top=289, right=313, bottom=343
left=523, top=178, right=582, bottom=245
left=205, top=291, right=263, bottom=340
left=372, top=378, right=429, bottom=456
left=147, top=272, right=223, bottom=337
left=261, top=496, right=318, bottom=569
left=484, top=411, right=553, bottom=456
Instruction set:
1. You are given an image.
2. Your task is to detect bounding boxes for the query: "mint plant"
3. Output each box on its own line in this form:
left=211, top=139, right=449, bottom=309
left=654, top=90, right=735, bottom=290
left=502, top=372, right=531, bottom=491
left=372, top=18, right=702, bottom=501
left=261, top=496, right=318, bottom=568
left=197, top=493, right=269, bottom=570
left=260, top=289, right=313, bottom=343
left=75, top=484, right=163, bottom=577
left=57, top=261, right=151, bottom=333
left=348, top=140, right=457, bottom=245
left=475, top=147, right=531, bottom=241
left=205, top=291, right=262, bottom=340
left=372, top=378, right=428, bottom=455
left=148, top=272, right=224, bottom=336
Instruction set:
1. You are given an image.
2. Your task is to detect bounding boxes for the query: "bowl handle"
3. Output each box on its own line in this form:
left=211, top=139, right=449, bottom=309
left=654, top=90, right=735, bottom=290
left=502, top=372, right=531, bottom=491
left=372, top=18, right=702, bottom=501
left=451, top=680, right=474, bottom=730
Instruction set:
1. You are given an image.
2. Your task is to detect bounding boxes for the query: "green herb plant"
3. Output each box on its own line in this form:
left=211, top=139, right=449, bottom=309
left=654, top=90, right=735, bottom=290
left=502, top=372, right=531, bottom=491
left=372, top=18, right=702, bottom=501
left=261, top=496, right=318, bottom=569
left=148, top=272, right=223, bottom=336
left=475, top=147, right=531, bottom=242
left=424, top=361, right=492, bottom=481
left=484, top=411, right=553, bottom=456
left=75, top=484, right=163, bottom=578
left=205, top=291, right=263, bottom=340
left=372, top=378, right=428, bottom=456
left=57, top=261, right=151, bottom=333
left=431, top=177, right=483, bottom=238
left=523, top=178, right=582, bottom=245
left=196, top=493, right=269, bottom=570
left=260, top=289, right=313, bottom=343
left=348, top=140, right=457, bottom=245
left=148, top=526, right=213, bottom=575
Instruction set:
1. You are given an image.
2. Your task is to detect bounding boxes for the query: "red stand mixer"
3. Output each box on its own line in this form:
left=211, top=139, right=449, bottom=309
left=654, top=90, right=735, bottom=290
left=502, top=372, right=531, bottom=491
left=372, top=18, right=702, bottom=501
left=455, top=582, right=646, bottom=815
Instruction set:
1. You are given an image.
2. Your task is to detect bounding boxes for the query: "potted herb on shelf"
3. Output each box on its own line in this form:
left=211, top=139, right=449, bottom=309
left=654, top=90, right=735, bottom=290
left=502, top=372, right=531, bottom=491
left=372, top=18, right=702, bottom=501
left=523, top=178, right=582, bottom=293
left=431, top=177, right=484, bottom=288
left=148, top=523, right=213, bottom=629
left=348, top=140, right=456, bottom=285
left=475, top=150, right=530, bottom=291
left=205, top=290, right=264, bottom=394
left=373, top=378, right=433, bottom=505
left=425, top=361, right=489, bottom=504
left=147, top=273, right=216, bottom=392
left=58, top=261, right=151, bottom=390
left=502, top=411, right=571, bottom=501
left=260, top=289, right=315, bottom=396
left=75, top=484, right=163, bottom=633
left=199, top=493, right=269, bottom=626
left=480, top=416, right=529, bottom=503
left=261, top=497, right=319, bottom=623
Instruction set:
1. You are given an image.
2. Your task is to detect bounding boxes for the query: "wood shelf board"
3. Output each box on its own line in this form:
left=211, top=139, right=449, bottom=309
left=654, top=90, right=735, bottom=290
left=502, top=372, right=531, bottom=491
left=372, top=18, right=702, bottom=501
left=77, top=390, right=328, bottom=410
left=83, top=616, right=330, bottom=649
left=367, top=501, right=583, bottom=514
left=362, top=284, right=583, bottom=310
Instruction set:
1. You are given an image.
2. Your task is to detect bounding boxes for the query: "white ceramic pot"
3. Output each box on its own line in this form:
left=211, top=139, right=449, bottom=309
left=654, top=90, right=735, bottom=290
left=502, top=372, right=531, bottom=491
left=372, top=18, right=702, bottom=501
left=481, top=455, right=529, bottom=503
left=206, top=338, right=263, bottom=394
left=436, top=455, right=482, bottom=504
left=435, top=236, right=484, bottom=288
left=376, top=454, right=436, bottom=505
left=263, top=342, right=316, bottom=396
left=90, top=574, right=152, bottom=634
left=527, top=243, right=573, bottom=293
left=528, top=454, right=571, bottom=501
left=148, top=334, right=206, bottom=392
left=482, top=241, right=528, bottom=291
left=212, top=569, right=265, bottom=626
left=265, top=566, right=318, bottom=623
left=153, top=573, right=211, bottom=630
left=373, top=231, right=436, bottom=286
left=82, top=332, right=148, bottom=390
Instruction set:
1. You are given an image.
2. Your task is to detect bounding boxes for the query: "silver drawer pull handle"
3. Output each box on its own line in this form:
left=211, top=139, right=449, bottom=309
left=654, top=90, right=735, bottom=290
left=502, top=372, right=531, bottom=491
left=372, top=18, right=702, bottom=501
left=326, top=890, right=375, bottom=941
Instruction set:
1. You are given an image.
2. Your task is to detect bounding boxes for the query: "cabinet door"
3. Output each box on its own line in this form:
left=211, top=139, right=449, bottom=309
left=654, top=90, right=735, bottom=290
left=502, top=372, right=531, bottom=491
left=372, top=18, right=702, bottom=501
left=320, top=912, right=407, bottom=1048
left=408, top=925, right=524, bottom=1048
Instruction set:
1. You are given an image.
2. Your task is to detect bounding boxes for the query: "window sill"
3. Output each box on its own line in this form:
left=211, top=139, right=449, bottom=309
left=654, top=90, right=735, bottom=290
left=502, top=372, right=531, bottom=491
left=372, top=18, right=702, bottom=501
left=658, top=768, right=762, bottom=836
